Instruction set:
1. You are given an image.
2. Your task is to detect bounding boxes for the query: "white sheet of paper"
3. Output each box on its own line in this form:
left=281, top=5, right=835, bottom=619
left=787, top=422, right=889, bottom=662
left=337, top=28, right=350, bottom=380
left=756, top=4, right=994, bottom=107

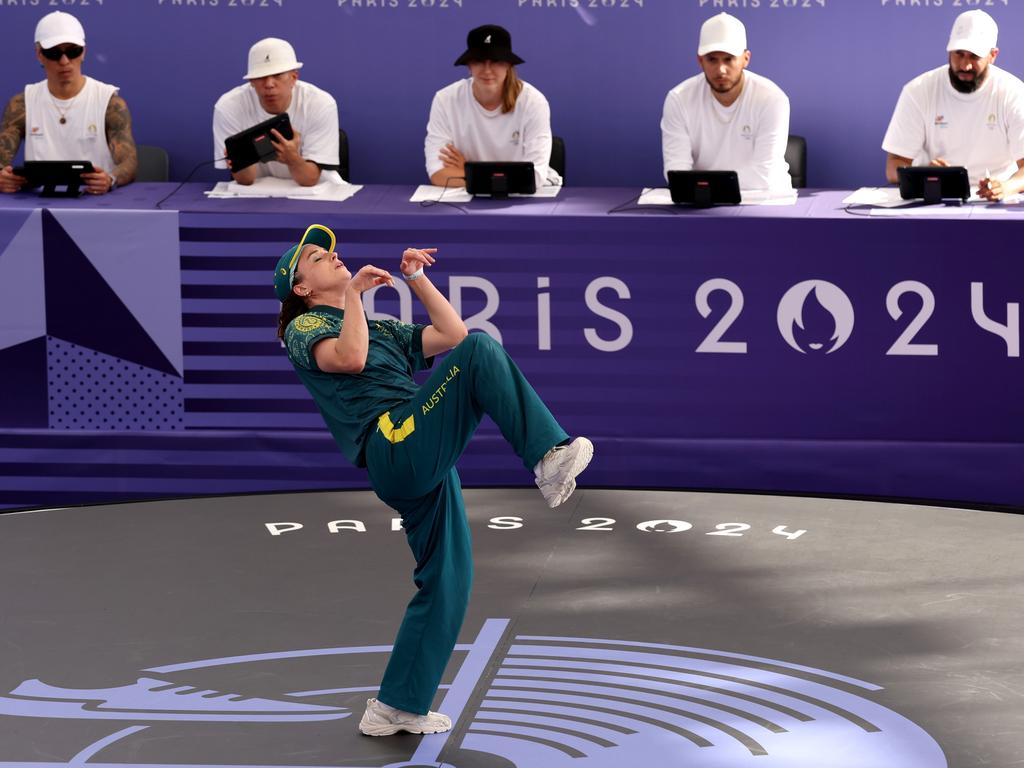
left=841, top=187, right=906, bottom=207
left=638, top=187, right=797, bottom=206
left=206, top=181, right=265, bottom=198
left=522, top=185, right=562, bottom=198
left=844, top=186, right=1023, bottom=211
left=408, top=184, right=562, bottom=203
left=868, top=206, right=972, bottom=217
left=287, top=183, right=362, bottom=202
left=637, top=188, right=674, bottom=206
left=740, top=188, right=798, bottom=206
left=409, top=185, right=473, bottom=203
left=868, top=203, right=1020, bottom=217
left=205, top=172, right=361, bottom=202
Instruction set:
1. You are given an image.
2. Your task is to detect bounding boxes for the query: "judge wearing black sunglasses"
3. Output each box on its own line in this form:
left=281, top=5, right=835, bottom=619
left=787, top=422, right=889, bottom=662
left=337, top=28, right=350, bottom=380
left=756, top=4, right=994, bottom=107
left=0, top=11, right=137, bottom=195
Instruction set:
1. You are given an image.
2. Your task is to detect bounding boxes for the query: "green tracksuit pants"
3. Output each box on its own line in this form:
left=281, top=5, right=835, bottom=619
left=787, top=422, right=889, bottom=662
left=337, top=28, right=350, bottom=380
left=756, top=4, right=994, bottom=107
left=364, top=332, right=568, bottom=715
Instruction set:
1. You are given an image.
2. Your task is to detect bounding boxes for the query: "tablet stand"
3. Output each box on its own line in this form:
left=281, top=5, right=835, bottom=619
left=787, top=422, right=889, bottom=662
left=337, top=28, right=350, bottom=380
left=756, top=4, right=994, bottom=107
left=923, top=176, right=942, bottom=205
left=694, top=180, right=712, bottom=207
left=490, top=172, right=509, bottom=200
left=39, top=179, right=85, bottom=198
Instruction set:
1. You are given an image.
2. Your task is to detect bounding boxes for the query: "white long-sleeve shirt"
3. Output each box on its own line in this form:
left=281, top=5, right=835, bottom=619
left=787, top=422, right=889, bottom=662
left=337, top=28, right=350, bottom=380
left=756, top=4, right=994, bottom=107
left=425, top=77, right=561, bottom=188
left=661, top=70, right=792, bottom=193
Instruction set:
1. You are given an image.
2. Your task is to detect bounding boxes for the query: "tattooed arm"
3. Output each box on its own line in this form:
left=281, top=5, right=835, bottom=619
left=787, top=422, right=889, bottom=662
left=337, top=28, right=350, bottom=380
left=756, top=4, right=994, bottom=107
left=82, top=94, right=138, bottom=194
left=0, top=94, right=27, bottom=193
left=104, top=94, right=138, bottom=186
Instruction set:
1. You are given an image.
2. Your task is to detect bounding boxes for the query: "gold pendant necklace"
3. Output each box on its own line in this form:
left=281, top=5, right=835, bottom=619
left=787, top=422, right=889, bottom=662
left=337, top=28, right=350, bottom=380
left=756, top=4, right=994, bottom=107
left=50, top=93, right=77, bottom=125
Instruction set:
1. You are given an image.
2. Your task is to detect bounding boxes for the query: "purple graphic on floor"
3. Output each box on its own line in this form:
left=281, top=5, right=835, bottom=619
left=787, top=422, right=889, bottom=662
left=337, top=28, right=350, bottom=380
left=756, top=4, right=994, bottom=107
left=0, top=619, right=945, bottom=768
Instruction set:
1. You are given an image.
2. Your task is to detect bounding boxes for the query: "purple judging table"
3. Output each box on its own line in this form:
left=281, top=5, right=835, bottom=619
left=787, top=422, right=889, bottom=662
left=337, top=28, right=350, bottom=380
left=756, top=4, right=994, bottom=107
left=1, top=184, right=1022, bottom=511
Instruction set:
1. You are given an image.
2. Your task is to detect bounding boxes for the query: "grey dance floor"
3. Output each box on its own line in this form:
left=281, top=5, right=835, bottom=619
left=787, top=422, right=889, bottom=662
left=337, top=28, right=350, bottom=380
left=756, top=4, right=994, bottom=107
left=0, top=488, right=1021, bottom=768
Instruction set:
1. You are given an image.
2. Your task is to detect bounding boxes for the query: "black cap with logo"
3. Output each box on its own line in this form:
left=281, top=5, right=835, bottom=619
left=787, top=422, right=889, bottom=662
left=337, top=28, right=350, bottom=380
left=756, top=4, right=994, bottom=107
left=454, top=24, right=525, bottom=66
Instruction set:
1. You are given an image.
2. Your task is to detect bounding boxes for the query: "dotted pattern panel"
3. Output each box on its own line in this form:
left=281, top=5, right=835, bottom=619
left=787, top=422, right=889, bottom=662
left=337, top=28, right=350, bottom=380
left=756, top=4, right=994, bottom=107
left=47, top=337, right=184, bottom=431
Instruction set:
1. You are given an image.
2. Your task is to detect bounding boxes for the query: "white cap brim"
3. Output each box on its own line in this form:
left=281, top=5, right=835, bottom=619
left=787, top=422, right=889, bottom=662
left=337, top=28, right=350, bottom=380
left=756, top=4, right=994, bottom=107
left=698, top=41, right=746, bottom=57
left=37, top=32, right=85, bottom=49
left=946, top=38, right=995, bottom=57
left=244, top=61, right=303, bottom=80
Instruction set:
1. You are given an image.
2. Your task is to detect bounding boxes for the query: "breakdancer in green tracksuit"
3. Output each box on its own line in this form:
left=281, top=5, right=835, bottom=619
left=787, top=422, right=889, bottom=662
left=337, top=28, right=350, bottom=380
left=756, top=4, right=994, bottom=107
left=274, top=224, right=593, bottom=736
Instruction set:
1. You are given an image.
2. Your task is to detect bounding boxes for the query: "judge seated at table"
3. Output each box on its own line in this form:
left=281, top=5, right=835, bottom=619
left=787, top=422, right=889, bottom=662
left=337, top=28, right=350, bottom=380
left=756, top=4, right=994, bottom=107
left=213, top=38, right=340, bottom=187
left=882, top=10, right=1024, bottom=202
left=0, top=11, right=137, bottom=195
left=425, top=24, right=561, bottom=191
left=660, top=12, right=792, bottom=195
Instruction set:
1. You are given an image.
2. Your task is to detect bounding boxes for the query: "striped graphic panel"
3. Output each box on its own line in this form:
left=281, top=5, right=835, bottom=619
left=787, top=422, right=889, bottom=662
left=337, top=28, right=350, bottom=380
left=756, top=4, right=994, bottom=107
left=457, top=634, right=946, bottom=767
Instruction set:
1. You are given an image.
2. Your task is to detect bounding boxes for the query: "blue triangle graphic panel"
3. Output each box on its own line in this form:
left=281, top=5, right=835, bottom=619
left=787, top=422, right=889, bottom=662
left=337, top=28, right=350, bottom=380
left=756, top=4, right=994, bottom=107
left=41, top=209, right=177, bottom=376
left=53, top=209, right=183, bottom=375
left=0, top=209, right=31, bottom=255
left=0, top=337, right=48, bottom=428
left=0, top=209, right=46, bottom=353
left=47, top=337, right=184, bottom=431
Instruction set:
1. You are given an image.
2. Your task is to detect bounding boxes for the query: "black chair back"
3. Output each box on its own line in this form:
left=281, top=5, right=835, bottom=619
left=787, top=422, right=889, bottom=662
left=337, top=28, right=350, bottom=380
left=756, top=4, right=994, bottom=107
left=338, top=128, right=350, bottom=182
left=549, top=135, right=565, bottom=183
left=136, top=145, right=169, bottom=183
left=785, top=135, right=807, bottom=189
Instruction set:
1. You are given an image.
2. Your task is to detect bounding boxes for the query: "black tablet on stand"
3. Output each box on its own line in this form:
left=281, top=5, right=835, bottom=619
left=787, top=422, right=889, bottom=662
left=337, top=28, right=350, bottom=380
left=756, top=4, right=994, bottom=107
left=464, top=161, right=536, bottom=199
left=667, top=170, right=742, bottom=207
left=897, top=166, right=970, bottom=204
left=13, top=161, right=94, bottom=197
left=224, top=114, right=293, bottom=172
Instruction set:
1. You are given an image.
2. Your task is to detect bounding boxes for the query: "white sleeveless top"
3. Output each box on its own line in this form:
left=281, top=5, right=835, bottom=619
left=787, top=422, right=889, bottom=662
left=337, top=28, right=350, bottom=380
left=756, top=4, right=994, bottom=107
left=24, top=77, right=118, bottom=172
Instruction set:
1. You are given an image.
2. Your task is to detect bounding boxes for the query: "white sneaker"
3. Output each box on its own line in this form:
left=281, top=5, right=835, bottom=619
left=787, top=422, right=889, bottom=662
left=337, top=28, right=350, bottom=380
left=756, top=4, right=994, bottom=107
left=534, top=437, right=594, bottom=508
left=358, top=697, right=452, bottom=736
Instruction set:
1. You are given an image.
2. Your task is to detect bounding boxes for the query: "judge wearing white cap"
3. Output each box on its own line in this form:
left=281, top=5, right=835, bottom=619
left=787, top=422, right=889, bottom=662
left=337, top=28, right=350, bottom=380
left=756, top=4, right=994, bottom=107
left=213, top=38, right=340, bottom=186
left=661, top=12, right=792, bottom=193
left=883, top=10, right=1024, bottom=201
left=0, top=11, right=137, bottom=194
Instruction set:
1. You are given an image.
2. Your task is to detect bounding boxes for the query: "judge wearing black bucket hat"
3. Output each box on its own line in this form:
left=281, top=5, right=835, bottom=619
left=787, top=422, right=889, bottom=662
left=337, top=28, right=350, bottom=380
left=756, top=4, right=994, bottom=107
left=425, top=24, right=561, bottom=190
left=454, top=25, right=525, bottom=66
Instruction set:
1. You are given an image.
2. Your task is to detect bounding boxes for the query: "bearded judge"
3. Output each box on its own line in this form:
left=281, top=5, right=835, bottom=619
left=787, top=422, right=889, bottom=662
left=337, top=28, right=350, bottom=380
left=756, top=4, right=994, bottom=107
left=882, top=10, right=1024, bottom=201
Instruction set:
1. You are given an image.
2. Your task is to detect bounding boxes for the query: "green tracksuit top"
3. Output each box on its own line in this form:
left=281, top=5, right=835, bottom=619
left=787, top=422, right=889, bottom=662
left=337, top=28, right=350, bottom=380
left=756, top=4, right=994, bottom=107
left=284, top=306, right=432, bottom=467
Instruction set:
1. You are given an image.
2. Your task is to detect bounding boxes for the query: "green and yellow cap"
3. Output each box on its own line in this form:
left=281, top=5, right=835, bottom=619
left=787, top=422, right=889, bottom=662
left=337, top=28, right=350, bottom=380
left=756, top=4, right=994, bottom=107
left=273, top=224, right=337, bottom=301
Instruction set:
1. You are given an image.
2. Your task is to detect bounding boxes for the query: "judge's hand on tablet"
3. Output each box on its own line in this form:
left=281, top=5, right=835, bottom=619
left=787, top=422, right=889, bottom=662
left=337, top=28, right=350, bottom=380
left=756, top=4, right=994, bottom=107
left=0, top=165, right=27, bottom=193
left=271, top=128, right=303, bottom=167
left=81, top=166, right=116, bottom=195
left=224, top=148, right=257, bottom=186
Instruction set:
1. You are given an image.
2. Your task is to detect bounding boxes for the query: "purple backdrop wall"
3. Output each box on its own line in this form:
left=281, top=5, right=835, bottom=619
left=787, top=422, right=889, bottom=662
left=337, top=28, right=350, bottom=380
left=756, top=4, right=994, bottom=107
left=3, top=187, right=1023, bottom=512
left=2, top=1, right=1023, bottom=189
